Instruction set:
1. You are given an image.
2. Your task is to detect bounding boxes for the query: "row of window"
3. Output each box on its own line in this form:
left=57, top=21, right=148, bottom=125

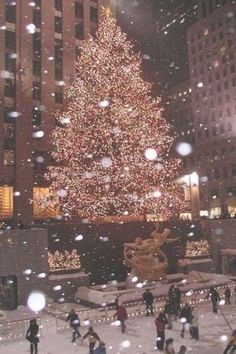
left=0, top=186, right=58, bottom=220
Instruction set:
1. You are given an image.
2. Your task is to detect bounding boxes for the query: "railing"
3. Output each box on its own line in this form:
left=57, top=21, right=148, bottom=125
left=0, top=317, right=41, bottom=343
left=0, top=283, right=233, bottom=342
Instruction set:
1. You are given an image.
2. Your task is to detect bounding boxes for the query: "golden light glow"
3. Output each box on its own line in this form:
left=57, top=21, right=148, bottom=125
left=46, top=12, right=185, bottom=219
left=48, top=250, right=81, bottom=272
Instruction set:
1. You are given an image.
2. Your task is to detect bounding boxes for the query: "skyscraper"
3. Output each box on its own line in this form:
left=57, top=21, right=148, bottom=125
left=0, top=0, right=114, bottom=223
left=187, top=0, right=236, bottom=217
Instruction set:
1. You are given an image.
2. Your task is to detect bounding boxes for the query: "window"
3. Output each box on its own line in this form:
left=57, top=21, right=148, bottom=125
left=214, top=168, right=220, bottom=179
left=90, top=7, right=98, bottom=23
left=220, top=124, right=225, bottom=134
left=55, top=0, right=62, bottom=11
left=232, top=77, right=236, bottom=86
left=3, top=151, right=14, bottom=166
left=55, top=66, right=63, bottom=80
left=55, top=16, right=62, bottom=33
left=224, top=81, right=229, bottom=90
left=5, top=30, right=16, bottom=51
left=33, top=9, right=41, bottom=27
left=202, top=0, right=207, bottom=17
left=32, top=109, right=41, bottom=126
left=217, top=83, right=221, bottom=92
left=227, top=107, right=231, bottom=116
left=231, top=64, right=235, bottom=73
left=5, top=4, right=16, bottom=23
left=225, top=94, right=230, bottom=103
left=33, top=32, right=41, bottom=58
left=0, top=186, right=13, bottom=219
left=55, top=92, right=63, bottom=103
left=232, top=165, right=236, bottom=176
left=228, top=122, right=232, bottom=131
left=33, top=60, right=41, bottom=76
left=33, top=187, right=58, bottom=219
left=55, top=39, right=63, bottom=65
left=33, top=81, right=41, bottom=100
left=5, top=53, right=15, bottom=72
left=213, top=127, right=217, bottom=136
left=75, top=22, right=84, bottom=39
left=75, top=2, right=84, bottom=18
left=4, top=79, right=15, bottom=97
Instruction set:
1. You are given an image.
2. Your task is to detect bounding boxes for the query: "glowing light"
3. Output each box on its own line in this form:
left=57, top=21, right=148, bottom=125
left=144, top=148, right=158, bottom=161
left=176, top=142, right=192, bottom=156
left=27, top=292, right=46, bottom=312
left=32, top=131, right=44, bottom=138
left=98, top=100, right=109, bottom=108
left=26, top=23, right=36, bottom=34
left=75, top=234, right=83, bottom=241
left=121, top=340, right=130, bottom=348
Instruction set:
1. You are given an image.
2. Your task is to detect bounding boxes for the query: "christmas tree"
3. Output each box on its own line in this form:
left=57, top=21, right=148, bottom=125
left=46, top=8, right=184, bottom=220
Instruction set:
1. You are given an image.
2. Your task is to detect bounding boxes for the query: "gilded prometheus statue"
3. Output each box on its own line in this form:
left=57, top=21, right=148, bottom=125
left=124, top=223, right=179, bottom=282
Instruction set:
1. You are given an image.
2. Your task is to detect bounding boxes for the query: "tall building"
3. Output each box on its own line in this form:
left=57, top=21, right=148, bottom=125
left=0, top=0, right=114, bottom=224
left=187, top=0, right=236, bottom=217
left=155, top=0, right=198, bottom=92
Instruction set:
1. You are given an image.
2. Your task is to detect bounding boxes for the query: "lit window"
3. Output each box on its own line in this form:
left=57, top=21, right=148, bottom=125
left=0, top=186, right=13, bottom=219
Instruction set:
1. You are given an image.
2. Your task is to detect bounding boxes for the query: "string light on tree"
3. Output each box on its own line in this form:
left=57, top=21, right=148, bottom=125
left=46, top=9, right=184, bottom=219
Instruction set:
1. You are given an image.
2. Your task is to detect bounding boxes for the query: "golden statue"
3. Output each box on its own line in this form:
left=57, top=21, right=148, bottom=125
left=124, top=223, right=179, bottom=282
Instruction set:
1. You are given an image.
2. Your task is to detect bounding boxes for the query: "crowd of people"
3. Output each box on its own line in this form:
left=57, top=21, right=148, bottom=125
left=25, top=285, right=236, bottom=354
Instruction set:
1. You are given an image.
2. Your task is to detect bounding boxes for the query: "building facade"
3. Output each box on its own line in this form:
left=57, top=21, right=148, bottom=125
left=187, top=0, right=236, bottom=217
left=0, top=0, right=113, bottom=224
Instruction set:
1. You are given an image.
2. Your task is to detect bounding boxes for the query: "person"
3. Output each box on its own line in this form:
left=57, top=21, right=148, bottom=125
left=173, top=286, right=182, bottom=315
left=66, top=309, right=81, bottom=342
left=190, top=306, right=199, bottom=340
left=179, top=303, right=192, bottom=338
left=164, top=337, right=175, bottom=354
left=155, top=311, right=168, bottom=351
left=177, top=345, right=187, bottom=354
left=234, top=285, right=236, bottom=304
left=94, top=341, right=106, bottom=354
left=223, top=329, right=236, bottom=354
left=114, top=296, right=119, bottom=310
left=114, top=304, right=128, bottom=333
left=143, top=288, right=154, bottom=316
left=225, top=286, right=231, bottom=305
left=83, top=327, right=100, bottom=354
left=168, top=285, right=178, bottom=319
left=164, top=299, right=173, bottom=329
left=26, top=318, right=39, bottom=354
left=206, top=287, right=220, bottom=313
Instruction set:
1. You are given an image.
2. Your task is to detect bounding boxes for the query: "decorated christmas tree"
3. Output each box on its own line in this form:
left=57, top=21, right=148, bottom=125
left=46, top=8, right=184, bottom=220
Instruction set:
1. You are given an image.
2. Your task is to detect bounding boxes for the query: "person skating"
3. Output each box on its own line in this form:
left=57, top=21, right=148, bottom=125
left=206, top=287, right=220, bottom=313
left=26, top=318, right=39, bottom=354
left=190, top=306, right=199, bottom=340
left=83, top=327, right=100, bottom=354
left=94, top=341, right=106, bottom=354
left=114, top=303, right=128, bottom=333
left=66, top=309, right=81, bottom=342
left=223, top=329, right=236, bottom=354
left=173, top=286, right=182, bottom=315
left=179, top=303, right=192, bottom=338
left=164, top=299, right=173, bottom=329
left=155, top=311, right=168, bottom=351
left=225, top=286, right=231, bottom=305
left=143, top=288, right=154, bottom=316
left=177, top=345, right=187, bottom=354
left=164, top=337, right=175, bottom=354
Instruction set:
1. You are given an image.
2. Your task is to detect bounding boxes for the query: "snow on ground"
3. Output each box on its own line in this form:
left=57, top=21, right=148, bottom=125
left=0, top=302, right=235, bottom=354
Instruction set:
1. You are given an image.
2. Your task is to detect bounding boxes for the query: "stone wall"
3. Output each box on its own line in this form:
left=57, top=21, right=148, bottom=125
left=0, top=228, right=49, bottom=304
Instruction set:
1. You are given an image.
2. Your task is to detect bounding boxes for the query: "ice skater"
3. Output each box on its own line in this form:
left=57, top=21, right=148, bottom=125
left=26, top=318, right=39, bottom=354
left=225, top=286, right=231, bottom=305
left=179, top=303, right=192, bottom=338
left=114, top=303, right=128, bottom=333
left=83, top=326, right=100, bottom=354
left=143, top=288, right=154, bottom=316
left=155, top=311, right=168, bottom=351
left=164, top=337, right=175, bottom=354
left=177, top=345, right=187, bottom=354
left=206, top=287, right=220, bottom=313
left=66, top=309, right=81, bottom=342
